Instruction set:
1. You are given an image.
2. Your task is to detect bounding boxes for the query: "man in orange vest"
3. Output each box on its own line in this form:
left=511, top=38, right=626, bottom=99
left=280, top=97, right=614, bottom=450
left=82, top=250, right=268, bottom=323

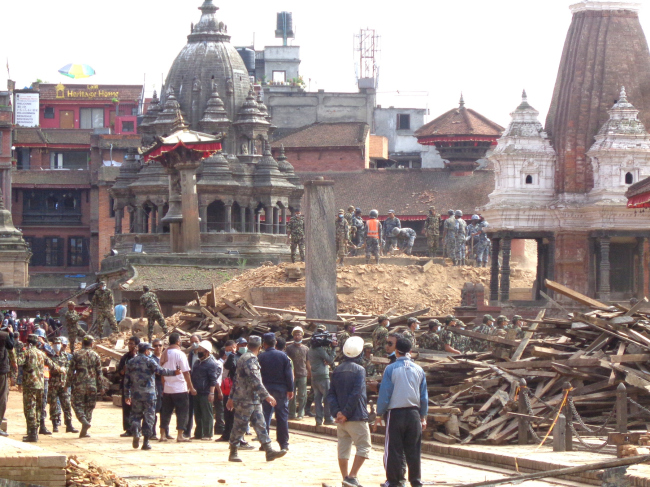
left=363, top=210, right=382, bottom=265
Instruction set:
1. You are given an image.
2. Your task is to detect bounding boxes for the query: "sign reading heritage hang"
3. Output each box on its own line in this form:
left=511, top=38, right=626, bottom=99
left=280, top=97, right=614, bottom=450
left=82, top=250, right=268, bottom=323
left=14, top=92, right=40, bottom=127
left=54, top=83, right=120, bottom=100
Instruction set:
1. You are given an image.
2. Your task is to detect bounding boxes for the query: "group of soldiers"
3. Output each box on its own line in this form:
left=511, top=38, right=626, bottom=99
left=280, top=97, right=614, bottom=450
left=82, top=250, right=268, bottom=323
left=286, top=205, right=491, bottom=266
left=369, top=313, right=526, bottom=358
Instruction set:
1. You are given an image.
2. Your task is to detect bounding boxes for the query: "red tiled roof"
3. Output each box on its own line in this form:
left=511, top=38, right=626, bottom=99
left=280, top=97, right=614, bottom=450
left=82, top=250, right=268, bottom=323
left=271, top=122, right=369, bottom=149
left=298, top=169, right=494, bottom=217
left=415, top=106, right=504, bottom=139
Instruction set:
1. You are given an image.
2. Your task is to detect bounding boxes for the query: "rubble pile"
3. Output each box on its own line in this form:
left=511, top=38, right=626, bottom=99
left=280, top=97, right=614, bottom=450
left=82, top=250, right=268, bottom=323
left=406, top=280, right=650, bottom=445
left=66, top=456, right=130, bottom=487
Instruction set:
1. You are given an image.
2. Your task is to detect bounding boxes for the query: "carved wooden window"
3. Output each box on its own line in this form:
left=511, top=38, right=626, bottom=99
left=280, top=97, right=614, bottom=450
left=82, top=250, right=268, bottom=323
left=68, top=237, right=88, bottom=266
left=44, top=237, right=64, bottom=267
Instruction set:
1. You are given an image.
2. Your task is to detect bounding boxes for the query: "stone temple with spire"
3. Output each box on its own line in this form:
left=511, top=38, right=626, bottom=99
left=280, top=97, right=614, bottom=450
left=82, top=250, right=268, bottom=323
left=106, top=0, right=303, bottom=267
left=482, top=0, right=650, bottom=304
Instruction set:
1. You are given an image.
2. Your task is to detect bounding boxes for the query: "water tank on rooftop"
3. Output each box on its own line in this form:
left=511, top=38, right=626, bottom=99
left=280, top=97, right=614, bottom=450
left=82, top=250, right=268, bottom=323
left=275, top=12, right=294, bottom=45
left=236, top=48, right=256, bottom=76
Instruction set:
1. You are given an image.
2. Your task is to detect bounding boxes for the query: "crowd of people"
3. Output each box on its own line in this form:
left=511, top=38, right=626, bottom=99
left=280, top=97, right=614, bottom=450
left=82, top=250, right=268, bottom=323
left=286, top=206, right=491, bottom=267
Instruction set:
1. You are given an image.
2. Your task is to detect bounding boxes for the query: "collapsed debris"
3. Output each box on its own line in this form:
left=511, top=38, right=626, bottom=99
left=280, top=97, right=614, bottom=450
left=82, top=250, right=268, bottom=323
left=66, top=455, right=130, bottom=487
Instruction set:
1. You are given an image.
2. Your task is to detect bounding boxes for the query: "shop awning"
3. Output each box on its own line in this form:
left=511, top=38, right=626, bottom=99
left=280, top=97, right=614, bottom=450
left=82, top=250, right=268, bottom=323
left=627, top=191, right=650, bottom=208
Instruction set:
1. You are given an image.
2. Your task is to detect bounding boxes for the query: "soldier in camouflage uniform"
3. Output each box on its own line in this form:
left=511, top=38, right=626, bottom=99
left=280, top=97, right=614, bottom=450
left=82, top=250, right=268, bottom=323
left=47, top=337, right=78, bottom=433
left=350, top=208, right=365, bottom=256
left=344, top=206, right=355, bottom=226
left=453, top=210, right=468, bottom=266
left=226, top=335, right=287, bottom=462
left=91, top=281, right=118, bottom=336
left=8, top=332, right=20, bottom=386
left=509, top=315, right=526, bottom=339
left=402, top=317, right=420, bottom=348
left=382, top=210, right=401, bottom=254
left=372, top=315, right=389, bottom=357
left=423, top=207, right=440, bottom=257
left=471, top=315, right=496, bottom=352
left=418, top=320, right=443, bottom=351
left=475, top=218, right=491, bottom=267
left=442, top=210, right=456, bottom=259
left=68, top=335, right=104, bottom=438
left=335, top=210, right=352, bottom=265
left=466, top=215, right=481, bottom=265
left=286, top=210, right=305, bottom=263
left=125, top=342, right=179, bottom=450
left=336, top=322, right=356, bottom=361
left=360, top=343, right=376, bottom=376
left=18, top=335, right=63, bottom=442
left=64, top=301, right=86, bottom=351
left=140, top=285, right=168, bottom=344
left=438, top=316, right=464, bottom=354
left=392, top=227, right=418, bottom=256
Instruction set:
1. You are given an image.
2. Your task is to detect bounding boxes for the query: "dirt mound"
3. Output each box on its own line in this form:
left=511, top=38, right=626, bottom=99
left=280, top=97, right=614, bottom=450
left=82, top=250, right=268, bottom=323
left=190, top=261, right=535, bottom=317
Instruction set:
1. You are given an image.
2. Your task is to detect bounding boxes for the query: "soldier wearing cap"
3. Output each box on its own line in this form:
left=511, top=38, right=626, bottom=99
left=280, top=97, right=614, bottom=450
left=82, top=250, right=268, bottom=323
left=351, top=208, right=365, bottom=256
left=140, top=285, right=169, bottom=344
left=337, top=322, right=356, bottom=360
left=383, top=210, right=401, bottom=254
left=91, top=281, right=118, bottom=336
left=510, top=315, right=526, bottom=339
left=227, top=335, right=287, bottom=462
left=47, top=337, right=77, bottom=433
left=285, top=327, right=310, bottom=419
left=336, top=209, right=352, bottom=266
left=68, top=335, right=104, bottom=439
left=19, top=334, right=63, bottom=442
left=419, top=320, right=443, bottom=351
left=125, top=342, right=180, bottom=450
left=423, top=207, right=440, bottom=257
left=471, top=315, right=496, bottom=352
left=344, top=205, right=355, bottom=226
left=360, top=343, right=376, bottom=376
left=442, top=210, right=456, bottom=259
left=372, top=315, right=390, bottom=357
left=402, top=317, right=420, bottom=348
left=438, top=316, right=462, bottom=354
left=286, top=209, right=305, bottom=263
left=496, top=315, right=509, bottom=330
left=64, top=301, right=86, bottom=351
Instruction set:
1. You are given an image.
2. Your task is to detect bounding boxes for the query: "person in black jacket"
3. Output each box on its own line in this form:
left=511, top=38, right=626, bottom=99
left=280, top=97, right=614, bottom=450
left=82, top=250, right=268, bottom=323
left=190, top=340, right=220, bottom=440
left=0, top=323, right=14, bottom=437
left=258, top=333, right=294, bottom=450
left=117, top=336, right=140, bottom=437
left=327, top=336, right=370, bottom=487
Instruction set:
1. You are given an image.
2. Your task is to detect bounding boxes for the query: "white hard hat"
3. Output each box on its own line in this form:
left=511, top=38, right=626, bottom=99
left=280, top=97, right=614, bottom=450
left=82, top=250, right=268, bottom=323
left=199, top=340, right=213, bottom=353
left=292, top=326, right=304, bottom=335
left=343, top=336, right=364, bottom=358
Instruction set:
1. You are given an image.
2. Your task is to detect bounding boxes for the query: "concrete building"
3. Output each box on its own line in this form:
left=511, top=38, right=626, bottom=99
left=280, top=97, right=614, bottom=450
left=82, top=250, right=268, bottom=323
left=483, top=0, right=650, bottom=303
left=373, top=106, right=443, bottom=168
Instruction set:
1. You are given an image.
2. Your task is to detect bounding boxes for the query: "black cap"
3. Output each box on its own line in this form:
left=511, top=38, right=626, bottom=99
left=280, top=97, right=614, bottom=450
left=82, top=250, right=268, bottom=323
left=138, top=342, right=153, bottom=353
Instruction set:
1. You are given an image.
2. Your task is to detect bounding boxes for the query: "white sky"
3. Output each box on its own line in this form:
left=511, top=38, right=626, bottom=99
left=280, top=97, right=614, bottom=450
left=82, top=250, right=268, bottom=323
left=2, top=0, right=649, bottom=127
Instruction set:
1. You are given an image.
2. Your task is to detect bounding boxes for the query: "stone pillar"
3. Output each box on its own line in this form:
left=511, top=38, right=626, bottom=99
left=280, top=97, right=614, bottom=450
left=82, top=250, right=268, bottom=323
left=273, top=207, right=280, bottom=234
left=178, top=164, right=201, bottom=253
left=280, top=207, right=287, bottom=234
left=490, top=238, right=501, bottom=303
left=114, top=207, right=122, bottom=235
left=224, top=203, right=232, bottom=233
left=240, top=207, right=246, bottom=233
left=547, top=236, right=556, bottom=298
left=156, top=205, right=165, bottom=234
left=500, top=237, right=512, bottom=302
left=638, top=237, right=646, bottom=299
left=265, top=206, right=274, bottom=234
left=599, top=236, right=611, bottom=301
left=304, top=178, right=337, bottom=320
left=249, top=207, right=256, bottom=233
left=199, top=205, right=208, bottom=233
left=535, top=239, right=544, bottom=301
left=256, top=211, right=261, bottom=233
left=136, top=207, right=146, bottom=234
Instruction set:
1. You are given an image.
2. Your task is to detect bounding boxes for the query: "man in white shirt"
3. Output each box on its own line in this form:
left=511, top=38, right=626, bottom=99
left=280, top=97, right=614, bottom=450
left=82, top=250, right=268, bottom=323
left=159, top=332, right=196, bottom=442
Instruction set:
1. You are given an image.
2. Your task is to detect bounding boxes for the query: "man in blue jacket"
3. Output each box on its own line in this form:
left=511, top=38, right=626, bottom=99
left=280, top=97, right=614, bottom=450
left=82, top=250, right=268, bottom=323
left=375, top=337, right=428, bottom=487
left=327, top=336, right=371, bottom=487
left=258, top=332, right=294, bottom=451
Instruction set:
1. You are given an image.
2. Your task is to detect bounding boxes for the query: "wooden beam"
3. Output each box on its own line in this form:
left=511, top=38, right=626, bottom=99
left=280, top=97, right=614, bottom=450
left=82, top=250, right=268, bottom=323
left=544, top=279, right=609, bottom=309
left=610, top=353, right=650, bottom=363
left=625, top=297, right=649, bottom=316
left=496, top=358, right=601, bottom=370
left=511, top=309, right=545, bottom=361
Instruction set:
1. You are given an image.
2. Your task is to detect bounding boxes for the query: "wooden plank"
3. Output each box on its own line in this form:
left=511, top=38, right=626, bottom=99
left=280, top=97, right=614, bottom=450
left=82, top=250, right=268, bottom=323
left=432, top=432, right=457, bottom=444
left=496, top=358, right=601, bottom=370
left=465, top=415, right=509, bottom=438
left=478, top=383, right=508, bottom=413
left=93, top=344, right=123, bottom=361
left=388, top=308, right=431, bottom=325
left=114, top=338, right=124, bottom=350
left=511, top=309, right=545, bottom=361
left=625, top=297, right=649, bottom=316
left=544, top=279, right=609, bottom=309
left=253, top=305, right=306, bottom=316
left=609, top=354, right=650, bottom=364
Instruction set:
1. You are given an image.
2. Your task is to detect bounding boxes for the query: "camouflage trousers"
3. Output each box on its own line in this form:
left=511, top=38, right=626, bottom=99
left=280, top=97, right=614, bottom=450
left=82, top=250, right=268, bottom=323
left=94, top=309, right=118, bottom=335
left=476, top=242, right=490, bottom=264
left=384, top=237, right=397, bottom=253
left=290, top=238, right=305, bottom=263
left=336, top=237, right=348, bottom=258
left=23, top=387, right=43, bottom=431
left=68, top=329, right=85, bottom=352
left=72, top=391, right=97, bottom=425
left=48, top=384, right=72, bottom=425
left=444, top=236, right=455, bottom=259
left=146, top=311, right=168, bottom=342
left=365, top=238, right=380, bottom=259
left=130, top=394, right=156, bottom=438
left=426, top=236, right=439, bottom=257
left=229, top=403, right=272, bottom=447
left=454, top=238, right=467, bottom=263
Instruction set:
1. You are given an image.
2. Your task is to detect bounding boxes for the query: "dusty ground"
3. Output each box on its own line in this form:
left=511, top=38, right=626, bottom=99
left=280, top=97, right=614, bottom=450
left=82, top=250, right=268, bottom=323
left=4, top=394, right=576, bottom=487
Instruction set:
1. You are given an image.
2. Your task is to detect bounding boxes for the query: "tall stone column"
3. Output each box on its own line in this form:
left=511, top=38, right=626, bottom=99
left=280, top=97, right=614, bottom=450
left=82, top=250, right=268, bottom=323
left=136, top=207, right=146, bottom=234
left=638, top=237, right=646, bottom=299
left=114, top=207, right=122, bottom=235
left=304, top=178, right=337, bottom=321
left=280, top=207, right=287, bottom=234
left=265, top=206, right=274, bottom=234
left=199, top=205, right=208, bottom=233
left=248, top=207, right=256, bottom=233
left=599, top=236, right=611, bottom=301
left=490, top=238, right=501, bottom=303
left=224, top=203, right=232, bottom=233
left=156, top=205, right=165, bottom=234
left=240, top=207, right=246, bottom=233
left=273, top=207, right=280, bottom=234
left=500, top=237, right=512, bottom=302
left=256, top=211, right=261, bottom=233
left=178, top=163, right=201, bottom=253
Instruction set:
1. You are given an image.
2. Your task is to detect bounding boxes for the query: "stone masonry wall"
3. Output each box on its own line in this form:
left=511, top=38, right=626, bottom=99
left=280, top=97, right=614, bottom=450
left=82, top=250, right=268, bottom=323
left=0, top=437, right=66, bottom=487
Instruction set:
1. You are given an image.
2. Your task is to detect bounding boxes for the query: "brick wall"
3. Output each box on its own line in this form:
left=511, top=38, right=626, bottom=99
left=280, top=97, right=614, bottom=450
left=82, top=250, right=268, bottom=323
left=554, top=232, right=590, bottom=297
left=249, top=287, right=306, bottom=308
left=98, top=185, right=116, bottom=263
left=0, top=437, right=67, bottom=487
left=277, top=148, right=367, bottom=172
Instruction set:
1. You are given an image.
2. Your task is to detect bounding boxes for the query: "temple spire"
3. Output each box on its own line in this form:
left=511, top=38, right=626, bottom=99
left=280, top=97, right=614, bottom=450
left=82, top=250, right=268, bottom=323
left=459, top=93, right=465, bottom=109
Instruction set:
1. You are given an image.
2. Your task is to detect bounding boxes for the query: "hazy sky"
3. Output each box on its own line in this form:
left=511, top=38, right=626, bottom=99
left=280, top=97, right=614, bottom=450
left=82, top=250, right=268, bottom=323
left=2, top=0, right=650, bottom=127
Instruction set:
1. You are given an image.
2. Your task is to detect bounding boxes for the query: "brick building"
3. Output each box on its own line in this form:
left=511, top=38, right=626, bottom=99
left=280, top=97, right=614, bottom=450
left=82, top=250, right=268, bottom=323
left=11, top=82, right=142, bottom=281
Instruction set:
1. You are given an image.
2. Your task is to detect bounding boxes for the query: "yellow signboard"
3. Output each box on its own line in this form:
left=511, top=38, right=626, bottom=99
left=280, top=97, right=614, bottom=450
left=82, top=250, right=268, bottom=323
left=55, top=83, right=119, bottom=100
